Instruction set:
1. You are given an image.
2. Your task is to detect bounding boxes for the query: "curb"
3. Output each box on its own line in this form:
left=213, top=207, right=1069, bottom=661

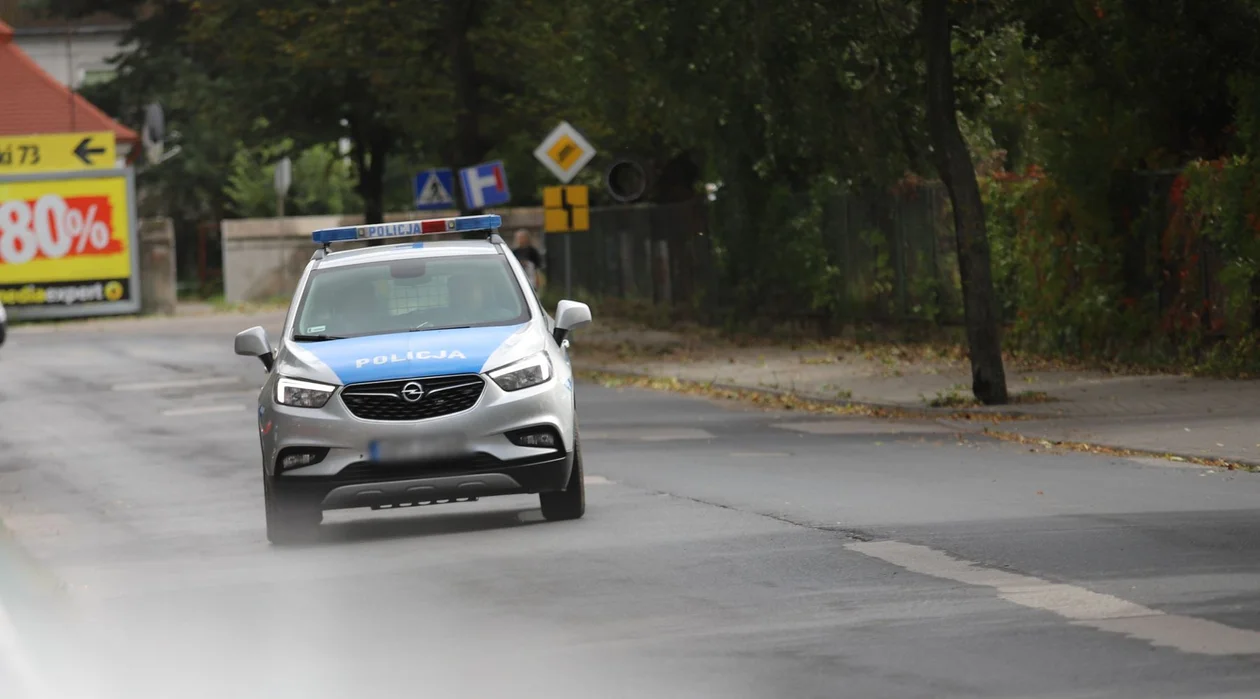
left=578, top=366, right=1036, bottom=420
left=578, top=366, right=1259, bottom=471
left=938, top=419, right=1260, bottom=471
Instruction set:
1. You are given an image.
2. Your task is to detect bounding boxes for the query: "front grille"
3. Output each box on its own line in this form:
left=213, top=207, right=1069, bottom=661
left=332, top=454, right=501, bottom=483
left=341, top=374, right=485, bottom=421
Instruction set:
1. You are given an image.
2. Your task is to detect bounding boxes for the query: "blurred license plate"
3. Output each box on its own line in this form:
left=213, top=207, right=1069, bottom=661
left=369, top=436, right=459, bottom=463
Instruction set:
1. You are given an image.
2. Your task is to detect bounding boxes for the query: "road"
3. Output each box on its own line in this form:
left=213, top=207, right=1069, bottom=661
left=2, top=313, right=1260, bottom=699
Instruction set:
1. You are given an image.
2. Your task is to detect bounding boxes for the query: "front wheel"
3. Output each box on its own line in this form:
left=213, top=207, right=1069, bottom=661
left=540, top=439, right=585, bottom=521
left=264, top=477, right=322, bottom=545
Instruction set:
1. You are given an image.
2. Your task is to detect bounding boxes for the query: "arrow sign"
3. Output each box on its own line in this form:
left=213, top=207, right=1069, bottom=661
left=74, top=137, right=108, bottom=166
left=0, top=131, right=116, bottom=174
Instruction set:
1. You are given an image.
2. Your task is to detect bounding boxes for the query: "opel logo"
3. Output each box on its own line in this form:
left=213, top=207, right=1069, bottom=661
left=400, top=382, right=425, bottom=403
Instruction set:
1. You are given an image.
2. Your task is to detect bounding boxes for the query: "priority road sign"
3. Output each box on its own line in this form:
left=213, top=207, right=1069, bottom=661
left=458, top=161, right=511, bottom=210
left=0, top=131, right=116, bottom=175
left=543, top=185, right=590, bottom=233
left=533, top=122, right=596, bottom=184
left=413, top=168, right=456, bottom=210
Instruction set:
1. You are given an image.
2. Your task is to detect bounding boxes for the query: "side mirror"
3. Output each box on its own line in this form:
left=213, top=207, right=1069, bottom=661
left=553, top=300, right=592, bottom=344
left=235, top=326, right=274, bottom=372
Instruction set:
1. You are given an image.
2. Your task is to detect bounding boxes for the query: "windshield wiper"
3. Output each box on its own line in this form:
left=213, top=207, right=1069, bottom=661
left=292, top=333, right=345, bottom=342
left=410, top=325, right=470, bottom=333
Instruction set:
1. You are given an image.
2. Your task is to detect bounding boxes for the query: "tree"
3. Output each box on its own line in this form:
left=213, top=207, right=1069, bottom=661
left=923, top=0, right=1009, bottom=404
left=182, top=1, right=452, bottom=225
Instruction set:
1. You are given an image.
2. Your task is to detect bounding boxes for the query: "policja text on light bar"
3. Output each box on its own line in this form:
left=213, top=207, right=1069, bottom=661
left=311, top=214, right=502, bottom=244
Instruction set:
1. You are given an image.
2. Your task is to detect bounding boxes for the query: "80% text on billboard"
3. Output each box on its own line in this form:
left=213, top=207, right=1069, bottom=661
left=0, top=175, right=134, bottom=307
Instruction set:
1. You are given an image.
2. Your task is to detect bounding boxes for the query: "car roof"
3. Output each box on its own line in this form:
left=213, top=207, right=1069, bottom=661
left=313, top=239, right=503, bottom=270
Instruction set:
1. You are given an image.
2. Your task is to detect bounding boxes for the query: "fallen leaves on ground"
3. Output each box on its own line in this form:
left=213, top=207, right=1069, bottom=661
left=978, top=428, right=1255, bottom=472
left=577, top=370, right=1031, bottom=423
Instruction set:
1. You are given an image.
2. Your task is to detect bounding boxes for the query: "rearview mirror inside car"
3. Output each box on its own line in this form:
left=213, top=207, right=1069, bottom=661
left=234, top=326, right=274, bottom=372
left=553, top=300, right=592, bottom=344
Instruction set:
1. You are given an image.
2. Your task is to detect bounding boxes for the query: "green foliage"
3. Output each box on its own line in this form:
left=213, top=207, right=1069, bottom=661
left=223, top=142, right=361, bottom=219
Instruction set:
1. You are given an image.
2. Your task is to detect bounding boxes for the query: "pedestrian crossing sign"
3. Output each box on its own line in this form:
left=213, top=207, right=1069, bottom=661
left=412, top=168, right=456, bottom=211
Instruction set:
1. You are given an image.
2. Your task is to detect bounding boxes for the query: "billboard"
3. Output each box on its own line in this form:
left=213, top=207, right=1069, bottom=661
left=0, top=169, right=140, bottom=319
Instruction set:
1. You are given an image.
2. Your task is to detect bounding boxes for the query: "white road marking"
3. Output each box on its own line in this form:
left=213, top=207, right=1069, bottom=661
left=582, top=428, right=714, bottom=441
left=583, top=475, right=613, bottom=485
left=729, top=452, right=790, bottom=458
left=776, top=420, right=951, bottom=435
left=111, top=377, right=242, bottom=392
left=847, top=540, right=1260, bottom=656
left=160, top=405, right=248, bottom=417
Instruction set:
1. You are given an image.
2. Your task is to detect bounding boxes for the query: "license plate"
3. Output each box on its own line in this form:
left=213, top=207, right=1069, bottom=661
left=369, top=436, right=460, bottom=463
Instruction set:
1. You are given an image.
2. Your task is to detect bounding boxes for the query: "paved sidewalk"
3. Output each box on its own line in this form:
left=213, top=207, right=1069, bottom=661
left=575, top=320, right=1260, bottom=465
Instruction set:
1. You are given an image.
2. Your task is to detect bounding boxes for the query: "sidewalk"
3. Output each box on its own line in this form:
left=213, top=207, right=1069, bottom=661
left=574, top=319, right=1260, bottom=466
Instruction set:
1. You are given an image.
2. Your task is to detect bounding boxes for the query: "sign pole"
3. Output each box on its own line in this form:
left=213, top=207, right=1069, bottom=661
left=565, top=234, right=572, bottom=298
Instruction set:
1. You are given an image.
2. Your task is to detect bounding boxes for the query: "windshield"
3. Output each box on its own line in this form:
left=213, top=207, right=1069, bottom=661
left=291, top=253, right=529, bottom=340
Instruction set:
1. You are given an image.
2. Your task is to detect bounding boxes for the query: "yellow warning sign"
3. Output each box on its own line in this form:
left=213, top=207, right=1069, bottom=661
left=543, top=185, right=590, bottom=233
left=546, top=135, right=584, bottom=172
left=533, top=121, right=597, bottom=184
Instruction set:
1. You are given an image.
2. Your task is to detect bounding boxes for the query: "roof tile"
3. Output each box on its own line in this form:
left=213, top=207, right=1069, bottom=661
left=0, top=19, right=139, bottom=145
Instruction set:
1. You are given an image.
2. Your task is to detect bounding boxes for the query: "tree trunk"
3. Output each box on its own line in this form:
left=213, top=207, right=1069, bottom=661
left=362, top=129, right=390, bottom=225
left=923, top=0, right=1008, bottom=405
left=449, top=0, right=483, bottom=216
left=350, top=121, right=391, bottom=245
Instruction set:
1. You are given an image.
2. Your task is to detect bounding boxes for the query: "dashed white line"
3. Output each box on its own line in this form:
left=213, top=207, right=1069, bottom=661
left=160, top=405, right=248, bottom=417
left=112, top=377, right=242, bottom=392
left=583, top=428, right=714, bottom=441
left=847, top=540, right=1260, bottom=656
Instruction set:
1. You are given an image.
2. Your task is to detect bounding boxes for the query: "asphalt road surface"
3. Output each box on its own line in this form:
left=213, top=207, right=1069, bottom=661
left=2, top=314, right=1260, bottom=699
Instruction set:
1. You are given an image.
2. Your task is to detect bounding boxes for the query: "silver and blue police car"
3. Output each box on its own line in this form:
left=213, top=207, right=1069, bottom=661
left=233, top=214, right=592, bottom=544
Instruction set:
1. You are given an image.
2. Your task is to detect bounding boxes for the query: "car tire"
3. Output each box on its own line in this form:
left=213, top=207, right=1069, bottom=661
left=0, top=323, right=6, bottom=347
left=540, top=436, right=585, bottom=521
left=264, top=477, right=322, bottom=545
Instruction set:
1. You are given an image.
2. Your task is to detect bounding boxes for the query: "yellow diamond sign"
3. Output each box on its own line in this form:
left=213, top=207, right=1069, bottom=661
left=533, top=121, right=596, bottom=184
left=543, top=185, right=590, bottom=233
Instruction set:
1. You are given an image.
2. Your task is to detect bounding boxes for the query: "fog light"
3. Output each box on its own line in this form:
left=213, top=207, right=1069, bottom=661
left=276, top=447, right=329, bottom=472
left=507, top=427, right=561, bottom=449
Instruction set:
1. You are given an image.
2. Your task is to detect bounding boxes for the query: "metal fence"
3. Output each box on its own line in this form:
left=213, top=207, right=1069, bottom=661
left=543, top=198, right=717, bottom=308
left=546, top=174, right=1253, bottom=338
left=545, top=185, right=959, bottom=324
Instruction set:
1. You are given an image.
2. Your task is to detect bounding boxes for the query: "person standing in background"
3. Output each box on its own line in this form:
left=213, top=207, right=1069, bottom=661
left=512, top=229, right=545, bottom=291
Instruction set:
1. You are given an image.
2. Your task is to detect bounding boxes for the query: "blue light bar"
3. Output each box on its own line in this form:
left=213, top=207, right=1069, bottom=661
left=311, top=214, right=502, bottom=244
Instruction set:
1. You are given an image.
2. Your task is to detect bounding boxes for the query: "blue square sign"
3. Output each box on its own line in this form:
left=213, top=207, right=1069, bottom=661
left=458, top=160, right=511, bottom=210
left=413, top=168, right=456, bottom=211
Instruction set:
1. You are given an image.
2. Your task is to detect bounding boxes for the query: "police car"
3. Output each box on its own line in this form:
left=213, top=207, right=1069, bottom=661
left=234, top=214, right=592, bottom=544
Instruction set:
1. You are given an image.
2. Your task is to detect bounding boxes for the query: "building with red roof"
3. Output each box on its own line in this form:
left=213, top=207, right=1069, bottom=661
left=0, top=17, right=138, bottom=162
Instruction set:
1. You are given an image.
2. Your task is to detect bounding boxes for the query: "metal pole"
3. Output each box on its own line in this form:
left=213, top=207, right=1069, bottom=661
left=564, top=234, right=572, bottom=298
left=277, top=194, right=285, bottom=218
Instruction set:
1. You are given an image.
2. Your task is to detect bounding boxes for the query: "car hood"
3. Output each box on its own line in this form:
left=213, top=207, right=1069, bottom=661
left=277, top=323, right=537, bottom=385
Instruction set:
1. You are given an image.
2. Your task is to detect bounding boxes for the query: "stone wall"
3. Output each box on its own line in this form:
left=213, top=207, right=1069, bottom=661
left=221, top=207, right=545, bottom=304
left=139, top=217, right=177, bottom=315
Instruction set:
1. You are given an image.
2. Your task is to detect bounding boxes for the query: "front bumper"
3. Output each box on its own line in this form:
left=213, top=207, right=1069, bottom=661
left=258, top=370, right=577, bottom=508
left=272, top=450, right=574, bottom=511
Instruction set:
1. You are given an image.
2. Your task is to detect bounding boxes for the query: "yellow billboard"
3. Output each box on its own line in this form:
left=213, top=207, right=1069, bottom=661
left=0, top=170, right=139, bottom=316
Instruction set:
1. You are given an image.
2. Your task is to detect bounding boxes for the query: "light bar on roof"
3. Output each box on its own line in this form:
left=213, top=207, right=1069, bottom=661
left=311, top=214, right=502, bottom=244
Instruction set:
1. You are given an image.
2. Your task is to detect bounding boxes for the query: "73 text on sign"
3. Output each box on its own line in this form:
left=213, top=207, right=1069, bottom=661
left=0, top=175, right=133, bottom=285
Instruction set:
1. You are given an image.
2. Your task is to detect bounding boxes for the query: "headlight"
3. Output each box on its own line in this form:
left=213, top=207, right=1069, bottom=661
left=488, top=352, right=553, bottom=392
left=275, top=376, right=335, bottom=408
